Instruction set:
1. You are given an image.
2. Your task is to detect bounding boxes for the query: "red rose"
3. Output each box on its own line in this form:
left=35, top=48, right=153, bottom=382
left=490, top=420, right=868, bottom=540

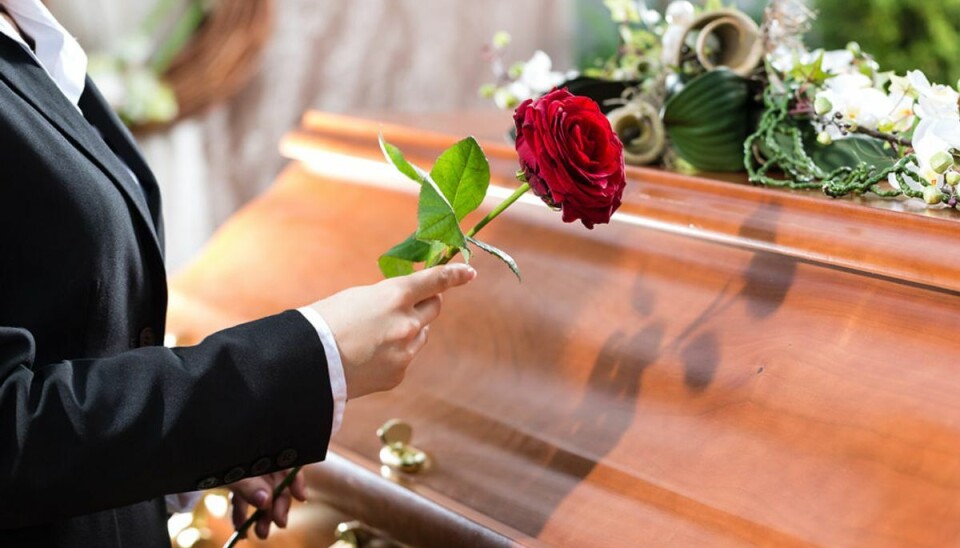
left=513, top=88, right=627, bottom=228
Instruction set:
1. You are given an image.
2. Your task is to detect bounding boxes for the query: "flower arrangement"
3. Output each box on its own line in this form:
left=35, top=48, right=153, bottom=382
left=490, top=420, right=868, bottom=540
left=87, top=0, right=207, bottom=126
left=482, top=0, right=960, bottom=209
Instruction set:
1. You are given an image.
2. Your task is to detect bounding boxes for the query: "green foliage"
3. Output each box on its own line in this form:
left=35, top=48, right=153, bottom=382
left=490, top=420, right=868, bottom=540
left=744, top=87, right=920, bottom=200
left=663, top=69, right=754, bottom=172
left=415, top=172, right=467, bottom=249
left=810, top=135, right=896, bottom=174
left=788, top=52, right=831, bottom=87
left=430, top=138, right=491, bottom=220
left=813, top=0, right=960, bottom=85
left=377, top=137, right=521, bottom=281
left=378, top=235, right=438, bottom=278
left=379, top=134, right=426, bottom=184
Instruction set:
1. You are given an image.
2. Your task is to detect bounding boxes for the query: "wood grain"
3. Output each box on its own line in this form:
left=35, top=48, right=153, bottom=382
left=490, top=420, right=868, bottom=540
left=169, top=111, right=960, bottom=547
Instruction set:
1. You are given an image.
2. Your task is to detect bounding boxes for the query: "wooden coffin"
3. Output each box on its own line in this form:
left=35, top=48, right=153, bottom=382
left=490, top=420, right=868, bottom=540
left=167, top=111, right=960, bottom=547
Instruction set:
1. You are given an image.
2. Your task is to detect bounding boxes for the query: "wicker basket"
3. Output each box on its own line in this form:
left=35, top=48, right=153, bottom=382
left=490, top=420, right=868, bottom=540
left=137, top=0, right=274, bottom=131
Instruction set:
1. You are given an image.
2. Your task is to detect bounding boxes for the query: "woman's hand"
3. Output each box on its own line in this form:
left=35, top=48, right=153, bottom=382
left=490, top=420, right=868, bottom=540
left=228, top=469, right=307, bottom=539
left=311, top=264, right=477, bottom=399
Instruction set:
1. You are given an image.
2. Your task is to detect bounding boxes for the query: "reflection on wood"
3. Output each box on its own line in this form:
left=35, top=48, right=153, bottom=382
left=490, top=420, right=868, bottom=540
left=169, top=111, right=960, bottom=547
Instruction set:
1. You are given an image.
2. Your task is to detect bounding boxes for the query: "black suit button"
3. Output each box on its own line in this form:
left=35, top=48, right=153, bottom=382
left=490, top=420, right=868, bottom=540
left=276, top=448, right=298, bottom=468
left=196, top=476, right=219, bottom=490
left=139, top=327, right=156, bottom=347
left=224, top=467, right=246, bottom=484
left=251, top=457, right=272, bottom=476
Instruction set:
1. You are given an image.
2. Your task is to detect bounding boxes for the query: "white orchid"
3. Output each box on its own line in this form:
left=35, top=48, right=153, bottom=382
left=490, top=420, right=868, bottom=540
left=907, top=70, right=960, bottom=121
left=814, top=72, right=915, bottom=137
left=664, top=1, right=695, bottom=26
left=881, top=70, right=960, bottom=196
left=660, top=1, right=695, bottom=66
left=910, top=118, right=960, bottom=182
left=490, top=50, right=572, bottom=110
left=770, top=48, right=857, bottom=78
left=499, top=51, right=569, bottom=108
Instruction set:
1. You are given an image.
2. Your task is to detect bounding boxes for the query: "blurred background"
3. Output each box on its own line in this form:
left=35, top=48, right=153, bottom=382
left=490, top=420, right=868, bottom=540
left=44, top=0, right=958, bottom=270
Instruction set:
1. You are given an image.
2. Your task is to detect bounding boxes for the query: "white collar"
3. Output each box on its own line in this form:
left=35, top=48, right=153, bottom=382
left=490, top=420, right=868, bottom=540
left=0, top=0, right=87, bottom=106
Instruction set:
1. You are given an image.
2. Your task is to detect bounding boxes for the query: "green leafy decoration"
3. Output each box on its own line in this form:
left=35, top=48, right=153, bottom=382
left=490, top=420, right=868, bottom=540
left=467, top=237, right=520, bottom=281
left=430, top=137, right=491, bottom=220
left=378, top=235, right=437, bottom=278
left=663, top=69, right=754, bottom=172
left=416, top=171, right=468, bottom=250
left=810, top=135, right=896, bottom=173
left=788, top=51, right=831, bottom=86
left=379, top=133, right=427, bottom=184
left=744, top=86, right=921, bottom=200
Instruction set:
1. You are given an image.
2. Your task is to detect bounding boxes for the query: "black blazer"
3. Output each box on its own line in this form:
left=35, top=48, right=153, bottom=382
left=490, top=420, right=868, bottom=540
left=0, top=35, right=334, bottom=546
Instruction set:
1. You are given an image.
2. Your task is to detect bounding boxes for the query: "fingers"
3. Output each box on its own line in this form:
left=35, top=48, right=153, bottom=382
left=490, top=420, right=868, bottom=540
left=290, top=469, right=307, bottom=502
left=412, top=295, right=442, bottom=327
left=231, top=471, right=306, bottom=539
left=404, top=264, right=476, bottom=303
left=231, top=497, right=248, bottom=531
left=256, top=509, right=272, bottom=539
left=407, top=325, right=429, bottom=356
left=230, top=477, right=272, bottom=511
left=272, top=490, right=292, bottom=528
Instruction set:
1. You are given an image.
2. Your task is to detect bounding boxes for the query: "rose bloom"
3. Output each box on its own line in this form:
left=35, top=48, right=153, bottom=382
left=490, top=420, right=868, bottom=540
left=514, top=88, right=627, bottom=228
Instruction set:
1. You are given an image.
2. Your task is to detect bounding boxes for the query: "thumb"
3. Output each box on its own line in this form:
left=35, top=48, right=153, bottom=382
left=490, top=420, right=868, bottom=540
left=404, top=263, right=476, bottom=303
left=231, top=477, right=273, bottom=510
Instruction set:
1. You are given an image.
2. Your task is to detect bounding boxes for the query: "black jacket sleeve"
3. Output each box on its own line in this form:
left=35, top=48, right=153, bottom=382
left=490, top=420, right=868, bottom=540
left=0, top=310, right=334, bottom=529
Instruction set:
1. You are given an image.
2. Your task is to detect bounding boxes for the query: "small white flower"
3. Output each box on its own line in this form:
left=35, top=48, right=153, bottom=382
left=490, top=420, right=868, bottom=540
left=641, top=9, right=662, bottom=26
left=816, top=74, right=890, bottom=133
left=819, top=49, right=856, bottom=75
left=913, top=118, right=960, bottom=177
left=515, top=51, right=566, bottom=98
left=494, top=87, right=520, bottom=110
left=661, top=26, right=685, bottom=66
left=814, top=70, right=917, bottom=137
left=665, top=1, right=695, bottom=26
left=908, top=70, right=960, bottom=121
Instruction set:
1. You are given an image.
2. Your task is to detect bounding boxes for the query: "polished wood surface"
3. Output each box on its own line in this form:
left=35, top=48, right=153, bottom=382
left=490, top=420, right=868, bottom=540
left=169, top=111, right=960, bottom=547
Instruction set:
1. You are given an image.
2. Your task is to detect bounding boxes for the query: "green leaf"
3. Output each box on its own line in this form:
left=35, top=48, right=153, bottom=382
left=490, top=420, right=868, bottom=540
left=379, top=133, right=427, bottom=184
left=430, top=137, right=491, bottom=220
left=788, top=51, right=831, bottom=86
left=663, top=69, right=753, bottom=172
left=468, top=237, right=520, bottom=281
left=378, top=235, right=435, bottom=278
left=810, top=135, right=897, bottom=173
left=417, top=174, right=467, bottom=249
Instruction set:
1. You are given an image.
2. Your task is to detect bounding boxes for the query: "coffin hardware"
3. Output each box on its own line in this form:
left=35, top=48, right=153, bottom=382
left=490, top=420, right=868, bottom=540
left=331, top=520, right=406, bottom=548
left=377, top=419, right=428, bottom=474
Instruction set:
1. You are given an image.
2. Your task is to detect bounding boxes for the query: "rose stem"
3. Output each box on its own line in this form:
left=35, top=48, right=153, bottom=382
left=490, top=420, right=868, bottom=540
left=436, top=182, right=531, bottom=265
left=226, top=184, right=532, bottom=542
left=224, top=465, right=302, bottom=548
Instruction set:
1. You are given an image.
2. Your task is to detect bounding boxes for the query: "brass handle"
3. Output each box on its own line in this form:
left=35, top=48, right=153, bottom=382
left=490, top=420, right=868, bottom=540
left=377, top=419, right=428, bottom=474
left=334, top=521, right=364, bottom=547
left=331, top=520, right=405, bottom=548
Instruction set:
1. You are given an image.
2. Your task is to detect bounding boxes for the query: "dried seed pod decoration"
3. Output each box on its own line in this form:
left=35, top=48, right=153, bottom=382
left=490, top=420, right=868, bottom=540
left=664, top=9, right=764, bottom=77
left=607, top=99, right=666, bottom=166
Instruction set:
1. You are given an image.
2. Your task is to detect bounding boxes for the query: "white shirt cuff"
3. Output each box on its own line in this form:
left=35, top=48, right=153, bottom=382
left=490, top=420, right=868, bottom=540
left=165, top=491, right=202, bottom=514
left=297, top=307, right=347, bottom=435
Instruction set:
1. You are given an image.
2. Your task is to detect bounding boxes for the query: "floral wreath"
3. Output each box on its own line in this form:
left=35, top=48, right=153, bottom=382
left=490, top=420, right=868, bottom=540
left=482, top=0, right=960, bottom=209
left=88, top=0, right=272, bottom=130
